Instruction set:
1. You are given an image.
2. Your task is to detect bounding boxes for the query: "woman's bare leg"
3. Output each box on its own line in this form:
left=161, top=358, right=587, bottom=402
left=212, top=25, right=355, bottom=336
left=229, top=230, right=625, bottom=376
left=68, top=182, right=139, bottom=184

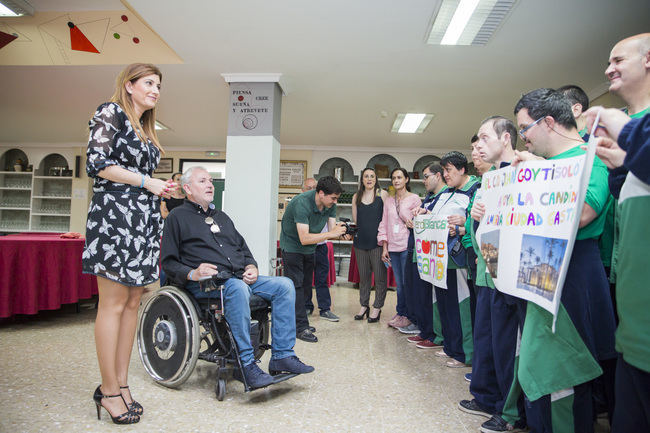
left=95, top=277, right=130, bottom=416
left=116, top=286, right=144, bottom=405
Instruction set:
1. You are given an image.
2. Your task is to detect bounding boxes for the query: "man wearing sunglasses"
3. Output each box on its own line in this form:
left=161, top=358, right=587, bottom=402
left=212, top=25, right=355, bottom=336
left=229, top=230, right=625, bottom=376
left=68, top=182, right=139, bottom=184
left=161, top=166, right=314, bottom=389
left=512, top=88, right=616, bottom=433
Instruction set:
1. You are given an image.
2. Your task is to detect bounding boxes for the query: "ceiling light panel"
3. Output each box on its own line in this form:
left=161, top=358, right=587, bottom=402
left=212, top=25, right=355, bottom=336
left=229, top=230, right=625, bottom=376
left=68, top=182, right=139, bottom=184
left=0, top=0, right=34, bottom=16
left=427, top=0, right=516, bottom=46
left=392, top=113, right=434, bottom=134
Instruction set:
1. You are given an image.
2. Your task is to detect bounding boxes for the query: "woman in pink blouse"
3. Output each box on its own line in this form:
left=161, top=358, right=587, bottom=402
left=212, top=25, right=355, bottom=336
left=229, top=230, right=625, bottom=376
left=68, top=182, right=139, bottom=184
left=377, top=168, right=422, bottom=329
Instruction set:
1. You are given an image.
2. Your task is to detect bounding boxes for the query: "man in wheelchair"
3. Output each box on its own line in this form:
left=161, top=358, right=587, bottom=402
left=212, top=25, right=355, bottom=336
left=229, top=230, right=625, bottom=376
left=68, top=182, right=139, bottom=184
left=161, top=166, right=314, bottom=389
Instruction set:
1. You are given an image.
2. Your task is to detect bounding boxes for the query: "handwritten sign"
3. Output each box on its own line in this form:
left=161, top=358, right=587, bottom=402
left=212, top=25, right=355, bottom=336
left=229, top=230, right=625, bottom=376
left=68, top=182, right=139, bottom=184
left=476, top=154, right=593, bottom=315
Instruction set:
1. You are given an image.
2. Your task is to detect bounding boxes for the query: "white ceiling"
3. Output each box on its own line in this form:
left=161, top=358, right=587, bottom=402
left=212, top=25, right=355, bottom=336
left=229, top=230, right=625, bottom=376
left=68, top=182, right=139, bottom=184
left=1, top=0, right=649, bottom=153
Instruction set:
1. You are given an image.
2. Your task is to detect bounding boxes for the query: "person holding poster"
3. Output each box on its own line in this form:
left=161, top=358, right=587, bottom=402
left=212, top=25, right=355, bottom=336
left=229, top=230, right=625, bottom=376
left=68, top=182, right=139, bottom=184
left=378, top=168, right=422, bottom=330
left=559, top=85, right=617, bottom=421
left=463, top=135, right=493, bottom=323
left=513, top=88, right=616, bottom=433
left=462, top=116, right=528, bottom=433
left=404, top=163, right=447, bottom=349
left=427, top=152, right=480, bottom=368
left=604, top=33, right=650, bottom=310
left=584, top=107, right=650, bottom=433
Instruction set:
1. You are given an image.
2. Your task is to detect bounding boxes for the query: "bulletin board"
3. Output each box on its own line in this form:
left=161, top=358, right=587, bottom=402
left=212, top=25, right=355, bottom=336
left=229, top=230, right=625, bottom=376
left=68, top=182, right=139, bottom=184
left=279, top=160, right=307, bottom=189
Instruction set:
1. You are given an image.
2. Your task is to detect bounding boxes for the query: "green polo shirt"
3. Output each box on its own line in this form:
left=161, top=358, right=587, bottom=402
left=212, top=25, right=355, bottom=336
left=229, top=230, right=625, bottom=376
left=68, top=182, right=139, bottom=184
left=610, top=106, right=650, bottom=280
left=624, top=105, right=650, bottom=118
left=280, top=189, right=337, bottom=254
left=548, top=145, right=610, bottom=240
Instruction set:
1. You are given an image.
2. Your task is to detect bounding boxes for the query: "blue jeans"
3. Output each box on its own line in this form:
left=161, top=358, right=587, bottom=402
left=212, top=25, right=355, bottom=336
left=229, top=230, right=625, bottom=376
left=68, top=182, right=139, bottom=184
left=306, top=243, right=332, bottom=313
left=187, top=275, right=296, bottom=366
left=389, top=250, right=408, bottom=317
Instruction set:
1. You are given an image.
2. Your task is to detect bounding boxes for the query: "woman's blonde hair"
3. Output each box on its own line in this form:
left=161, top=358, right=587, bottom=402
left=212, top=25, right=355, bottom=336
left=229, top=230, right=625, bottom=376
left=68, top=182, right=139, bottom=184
left=110, top=63, right=164, bottom=152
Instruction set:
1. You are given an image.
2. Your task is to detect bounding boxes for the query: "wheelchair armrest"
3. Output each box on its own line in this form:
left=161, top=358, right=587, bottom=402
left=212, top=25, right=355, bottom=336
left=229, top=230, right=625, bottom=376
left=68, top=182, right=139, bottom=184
left=199, top=277, right=223, bottom=293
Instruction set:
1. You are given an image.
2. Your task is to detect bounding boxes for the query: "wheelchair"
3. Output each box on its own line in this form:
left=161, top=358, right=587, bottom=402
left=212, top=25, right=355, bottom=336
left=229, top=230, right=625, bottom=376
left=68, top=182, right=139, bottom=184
left=136, top=278, right=296, bottom=400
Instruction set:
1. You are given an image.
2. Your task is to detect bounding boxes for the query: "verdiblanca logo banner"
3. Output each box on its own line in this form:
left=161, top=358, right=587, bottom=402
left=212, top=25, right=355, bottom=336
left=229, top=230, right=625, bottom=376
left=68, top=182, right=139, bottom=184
left=413, top=215, right=449, bottom=289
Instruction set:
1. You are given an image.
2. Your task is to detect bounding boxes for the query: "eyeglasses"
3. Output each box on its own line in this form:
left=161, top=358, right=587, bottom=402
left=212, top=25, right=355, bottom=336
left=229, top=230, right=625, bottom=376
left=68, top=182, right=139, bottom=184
left=518, top=117, right=544, bottom=140
left=423, top=173, right=436, bottom=180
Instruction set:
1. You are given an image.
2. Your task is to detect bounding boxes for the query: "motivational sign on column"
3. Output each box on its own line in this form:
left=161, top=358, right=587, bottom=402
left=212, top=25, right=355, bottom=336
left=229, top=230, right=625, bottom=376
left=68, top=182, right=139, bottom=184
left=414, top=215, right=449, bottom=289
left=475, top=155, right=591, bottom=315
left=227, top=82, right=280, bottom=137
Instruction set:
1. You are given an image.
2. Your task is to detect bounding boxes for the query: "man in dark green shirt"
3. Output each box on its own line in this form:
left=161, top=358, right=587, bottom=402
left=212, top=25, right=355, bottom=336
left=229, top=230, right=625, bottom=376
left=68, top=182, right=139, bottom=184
left=280, top=176, right=348, bottom=342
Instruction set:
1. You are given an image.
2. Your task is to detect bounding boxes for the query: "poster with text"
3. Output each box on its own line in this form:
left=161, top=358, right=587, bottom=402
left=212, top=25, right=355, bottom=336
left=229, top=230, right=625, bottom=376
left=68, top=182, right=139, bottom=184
left=414, top=214, right=449, bottom=289
left=476, top=154, right=593, bottom=315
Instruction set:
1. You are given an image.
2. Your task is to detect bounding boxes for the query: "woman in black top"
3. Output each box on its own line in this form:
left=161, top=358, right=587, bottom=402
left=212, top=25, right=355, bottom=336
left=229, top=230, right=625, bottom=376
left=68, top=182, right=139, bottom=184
left=83, top=63, right=174, bottom=424
left=161, top=172, right=185, bottom=218
left=351, top=168, right=388, bottom=322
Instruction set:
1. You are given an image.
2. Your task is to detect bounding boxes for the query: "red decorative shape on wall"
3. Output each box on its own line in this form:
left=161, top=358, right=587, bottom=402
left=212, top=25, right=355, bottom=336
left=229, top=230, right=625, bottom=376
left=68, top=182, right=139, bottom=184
left=0, top=30, right=18, bottom=50
left=69, top=22, right=100, bottom=53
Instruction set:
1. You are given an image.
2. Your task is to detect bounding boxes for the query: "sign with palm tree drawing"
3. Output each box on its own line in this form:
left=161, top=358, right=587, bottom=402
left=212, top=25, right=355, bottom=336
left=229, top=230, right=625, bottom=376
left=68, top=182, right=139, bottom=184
left=517, top=235, right=568, bottom=301
left=475, top=147, right=596, bottom=317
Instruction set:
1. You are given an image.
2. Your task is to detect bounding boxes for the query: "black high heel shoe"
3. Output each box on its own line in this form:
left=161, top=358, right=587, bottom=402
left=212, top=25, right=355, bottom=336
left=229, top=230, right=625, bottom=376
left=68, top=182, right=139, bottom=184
left=120, top=385, right=143, bottom=416
left=93, top=385, right=140, bottom=424
left=354, top=307, right=369, bottom=320
left=367, top=309, right=381, bottom=323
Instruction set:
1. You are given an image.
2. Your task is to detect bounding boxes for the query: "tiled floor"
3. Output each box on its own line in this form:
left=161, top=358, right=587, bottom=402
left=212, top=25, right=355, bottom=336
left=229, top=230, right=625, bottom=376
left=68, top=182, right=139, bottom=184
left=0, top=283, right=608, bottom=432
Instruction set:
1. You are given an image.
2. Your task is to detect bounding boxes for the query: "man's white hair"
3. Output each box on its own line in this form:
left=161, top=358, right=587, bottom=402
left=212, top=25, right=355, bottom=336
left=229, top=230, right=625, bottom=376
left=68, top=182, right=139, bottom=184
left=180, top=166, right=207, bottom=188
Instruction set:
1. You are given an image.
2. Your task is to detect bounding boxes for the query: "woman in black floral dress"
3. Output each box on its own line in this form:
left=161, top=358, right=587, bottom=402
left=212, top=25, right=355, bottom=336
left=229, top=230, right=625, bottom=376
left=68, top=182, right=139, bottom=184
left=83, top=63, right=174, bottom=424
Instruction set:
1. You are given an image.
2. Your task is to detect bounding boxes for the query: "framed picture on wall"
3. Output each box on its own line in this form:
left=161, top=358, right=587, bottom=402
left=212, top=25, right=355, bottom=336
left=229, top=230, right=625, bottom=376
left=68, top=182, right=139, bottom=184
left=279, top=160, right=307, bottom=189
left=155, top=158, right=173, bottom=174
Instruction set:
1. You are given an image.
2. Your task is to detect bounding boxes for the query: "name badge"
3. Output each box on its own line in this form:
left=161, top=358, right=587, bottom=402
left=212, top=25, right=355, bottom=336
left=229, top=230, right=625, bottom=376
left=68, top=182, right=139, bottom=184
left=393, top=223, right=400, bottom=234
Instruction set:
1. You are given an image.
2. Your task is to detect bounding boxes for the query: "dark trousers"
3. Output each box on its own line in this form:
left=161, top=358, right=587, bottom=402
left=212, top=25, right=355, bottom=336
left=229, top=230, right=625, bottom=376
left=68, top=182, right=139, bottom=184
left=435, top=268, right=472, bottom=364
left=612, top=354, right=650, bottom=433
left=306, top=243, right=332, bottom=313
left=405, top=231, right=425, bottom=328
left=404, top=249, right=435, bottom=340
left=467, top=257, right=478, bottom=328
left=525, top=382, right=593, bottom=433
left=563, top=240, right=617, bottom=362
left=470, top=285, right=499, bottom=414
left=281, top=250, right=314, bottom=333
left=403, top=250, right=420, bottom=325
left=564, top=240, right=617, bottom=425
left=491, top=290, right=526, bottom=423
left=355, top=246, right=388, bottom=309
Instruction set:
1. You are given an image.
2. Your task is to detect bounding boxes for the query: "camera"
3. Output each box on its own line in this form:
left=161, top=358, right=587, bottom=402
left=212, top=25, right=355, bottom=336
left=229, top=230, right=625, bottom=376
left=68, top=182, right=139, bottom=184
left=339, top=217, right=358, bottom=236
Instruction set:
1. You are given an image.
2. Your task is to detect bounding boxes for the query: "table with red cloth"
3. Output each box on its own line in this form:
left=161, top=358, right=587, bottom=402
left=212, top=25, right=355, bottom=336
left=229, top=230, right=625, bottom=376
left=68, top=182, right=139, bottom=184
left=0, top=233, right=98, bottom=318
left=348, top=246, right=397, bottom=288
left=276, top=241, right=336, bottom=287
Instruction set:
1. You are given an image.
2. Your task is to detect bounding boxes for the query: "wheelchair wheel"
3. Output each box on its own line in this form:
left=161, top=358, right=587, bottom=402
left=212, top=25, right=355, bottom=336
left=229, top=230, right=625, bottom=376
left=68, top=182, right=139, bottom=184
left=137, top=286, right=201, bottom=388
left=215, top=378, right=226, bottom=401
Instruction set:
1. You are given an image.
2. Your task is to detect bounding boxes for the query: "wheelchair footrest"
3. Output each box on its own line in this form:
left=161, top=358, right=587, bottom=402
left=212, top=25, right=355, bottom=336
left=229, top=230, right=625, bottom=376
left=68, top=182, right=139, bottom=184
left=269, top=372, right=298, bottom=384
left=246, top=373, right=299, bottom=391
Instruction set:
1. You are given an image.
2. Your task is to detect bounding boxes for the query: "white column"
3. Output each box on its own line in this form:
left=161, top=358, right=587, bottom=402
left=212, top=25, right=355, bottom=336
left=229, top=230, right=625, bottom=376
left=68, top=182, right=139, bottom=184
left=222, top=74, right=285, bottom=276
